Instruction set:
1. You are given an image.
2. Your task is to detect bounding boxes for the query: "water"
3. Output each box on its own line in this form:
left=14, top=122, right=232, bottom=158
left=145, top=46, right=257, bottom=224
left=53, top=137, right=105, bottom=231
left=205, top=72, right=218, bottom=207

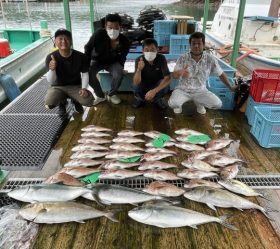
left=0, top=0, right=216, bottom=50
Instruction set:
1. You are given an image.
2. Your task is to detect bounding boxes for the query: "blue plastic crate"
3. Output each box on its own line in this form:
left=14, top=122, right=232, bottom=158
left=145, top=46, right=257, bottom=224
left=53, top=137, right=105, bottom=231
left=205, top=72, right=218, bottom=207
left=170, top=35, right=190, bottom=55
left=154, top=20, right=177, bottom=35
left=154, top=34, right=171, bottom=46
left=99, top=72, right=133, bottom=92
left=207, top=77, right=235, bottom=110
left=250, top=106, right=280, bottom=148
left=214, top=59, right=236, bottom=78
left=245, top=96, right=280, bottom=125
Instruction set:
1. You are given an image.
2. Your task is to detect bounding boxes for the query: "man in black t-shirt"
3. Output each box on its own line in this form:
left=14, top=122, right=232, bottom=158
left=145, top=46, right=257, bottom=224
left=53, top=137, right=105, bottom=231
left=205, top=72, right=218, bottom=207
left=133, top=38, right=171, bottom=109
left=45, top=29, right=93, bottom=115
left=84, top=13, right=130, bottom=105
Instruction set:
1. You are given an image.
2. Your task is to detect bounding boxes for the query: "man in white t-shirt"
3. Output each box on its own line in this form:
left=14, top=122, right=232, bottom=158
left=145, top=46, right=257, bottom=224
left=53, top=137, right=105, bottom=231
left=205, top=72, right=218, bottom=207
left=168, top=32, right=235, bottom=115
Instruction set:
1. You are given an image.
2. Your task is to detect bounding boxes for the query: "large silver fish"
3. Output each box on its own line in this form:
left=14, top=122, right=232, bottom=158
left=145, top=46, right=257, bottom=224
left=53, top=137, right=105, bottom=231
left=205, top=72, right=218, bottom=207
left=112, top=136, right=145, bottom=144
left=141, top=153, right=173, bottom=161
left=181, top=159, right=220, bottom=172
left=105, top=151, right=143, bottom=160
left=184, top=179, right=222, bottom=189
left=64, top=159, right=104, bottom=167
left=109, top=143, right=144, bottom=151
left=59, top=166, right=100, bottom=178
left=218, top=179, right=265, bottom=197
left=177, top=169, right=218, bottom=179
left=81, top=131, right=111, bottom=138
left=145, top=147, right=177, bottom=155
left=144, top=170, right=182, bottom=181
left=19, top=202, right=118, bottom=224
left=183, top=186, right=269, bottom=218
left=85, top=184, right=163, bottom=205
left=206, top=139, right=234, bottom=151
left=117, top=130, right=143, bottom=137
left=128, top=202, right=237, bottom=229
left=7, top=184, right=92, bottom=203
left=138, top=161, right=177, bottom=170
left=206, top=154, right=244, bottom=167
left=78, top=138, right=111, bottom=144
left=143, top=181, right=185, bottom=197
left=72, top=143, right=109, bottom=152
left=70, top=150, right=108, bottom=159
left=98, top=169, right=143, bottom=179
left=81, top=125, right=112, bottom=132
left=99, top=160, right=140, bottom=170
left=175, top=142, right=205, bottom=151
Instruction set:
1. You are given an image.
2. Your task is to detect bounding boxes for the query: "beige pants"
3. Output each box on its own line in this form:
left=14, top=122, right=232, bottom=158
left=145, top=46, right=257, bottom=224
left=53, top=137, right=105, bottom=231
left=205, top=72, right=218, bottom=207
left=44, top=85, right=93, bottom=107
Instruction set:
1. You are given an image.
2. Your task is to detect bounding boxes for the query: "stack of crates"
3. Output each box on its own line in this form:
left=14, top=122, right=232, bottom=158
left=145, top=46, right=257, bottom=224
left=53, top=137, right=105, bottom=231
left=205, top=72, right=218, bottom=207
left=246, top=69, right=280, bottom=148
left=207, top=58, right=236, bottom=110
left=169, top=34, right=190, bottom=55
left=153, top=20, right=177, bottom=47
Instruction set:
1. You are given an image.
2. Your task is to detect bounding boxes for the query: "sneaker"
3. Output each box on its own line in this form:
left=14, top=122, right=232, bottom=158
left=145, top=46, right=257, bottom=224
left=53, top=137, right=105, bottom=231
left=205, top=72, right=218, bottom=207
left=197, top=105, right=206, bottom=114
left=57, top=104, right=66, bottom=116
left=154, top=98, right=167, bottom=110
left=72, top=100, right=84, bottom=114
left=132, top=98, right=145, bottom=108
left=93, top=96, right=106, bottom=106
left=107, top=94, right=121, bottom=105
left=173, top=107, right=182, bottom=114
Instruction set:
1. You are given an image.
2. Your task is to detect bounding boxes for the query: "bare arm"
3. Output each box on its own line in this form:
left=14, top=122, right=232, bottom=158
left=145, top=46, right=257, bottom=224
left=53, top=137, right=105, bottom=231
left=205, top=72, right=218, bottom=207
left=145, top=75, right=171, bottom=101
left=219, top=72, right=236, bottom=92
left=133, top=57, right=145, bottom=85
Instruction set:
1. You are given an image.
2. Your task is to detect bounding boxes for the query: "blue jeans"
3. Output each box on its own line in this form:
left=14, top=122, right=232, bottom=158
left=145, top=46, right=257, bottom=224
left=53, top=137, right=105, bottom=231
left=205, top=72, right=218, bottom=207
left=133, top=80, right=169, bottom=102
left=89, top=61, right=123, bottom=98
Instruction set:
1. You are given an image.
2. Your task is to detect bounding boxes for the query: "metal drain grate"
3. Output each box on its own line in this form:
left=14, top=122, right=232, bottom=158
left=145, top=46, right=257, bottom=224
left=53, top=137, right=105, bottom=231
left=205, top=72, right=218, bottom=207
left=0, top=115, right=67, bottom=170
left=1, top=78, right=71, bottom=115
left=0, top=178, right=44, bottom=193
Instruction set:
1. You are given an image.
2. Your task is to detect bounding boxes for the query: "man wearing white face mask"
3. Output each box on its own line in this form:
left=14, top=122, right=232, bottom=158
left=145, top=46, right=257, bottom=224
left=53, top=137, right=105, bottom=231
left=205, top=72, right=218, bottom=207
left=132, top=38, right=171, bottom=109
left=85, top=13, right=130, bottom=105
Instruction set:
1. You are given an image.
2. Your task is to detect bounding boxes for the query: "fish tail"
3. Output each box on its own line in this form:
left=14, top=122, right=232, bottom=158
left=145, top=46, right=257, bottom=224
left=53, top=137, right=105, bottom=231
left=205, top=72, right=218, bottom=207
left=105, top=209, right=121, bottom=222
left=218, top=214, right=238, bottom=231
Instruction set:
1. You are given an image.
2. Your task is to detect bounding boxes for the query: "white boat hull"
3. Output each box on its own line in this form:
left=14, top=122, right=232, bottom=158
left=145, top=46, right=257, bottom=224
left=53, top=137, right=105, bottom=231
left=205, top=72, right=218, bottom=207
left=0, top=37, right=53, bottom=103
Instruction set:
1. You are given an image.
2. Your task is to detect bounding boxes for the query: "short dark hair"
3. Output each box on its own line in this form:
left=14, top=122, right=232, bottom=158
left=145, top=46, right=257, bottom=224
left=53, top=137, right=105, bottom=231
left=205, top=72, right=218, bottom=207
left=189, top=32, right=205, bottom=45
left=54, top=28, right=72, bottom=39
left=142, top=38, right=158, bottom=48
left=105, top=13, right=122, bottom=25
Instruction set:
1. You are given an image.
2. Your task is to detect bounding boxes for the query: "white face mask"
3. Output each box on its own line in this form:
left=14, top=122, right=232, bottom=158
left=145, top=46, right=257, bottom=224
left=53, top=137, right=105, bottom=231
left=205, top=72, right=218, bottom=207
left=144, top=52, right=157, bottom=61
left=107, top=29, right=120, bottom=40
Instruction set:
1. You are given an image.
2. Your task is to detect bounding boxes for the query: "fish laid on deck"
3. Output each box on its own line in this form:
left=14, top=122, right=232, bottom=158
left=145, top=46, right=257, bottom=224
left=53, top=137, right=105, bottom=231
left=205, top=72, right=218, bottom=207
left=175, top=142, right=205, bottom=151
left=81, top=125, right=112, bottom=132
left=183, top=186, right=270, bottom=218
left=105, top=151, right=143, bottom=159
left=109, top=143, right=144, bottom=151
left=138, top=161, right=177, bottom=170
left=219, top=164, right=240, bottom=179
left=44, top=172, right=84, bottom=186
left=145, top=147, right=177, bottom=155
left=128, top=202, right=237, bottom=229
left=64, top=158, right=104, bottom=167
left=141, top=153, right=173, bottom=161
left=145, top=141, right=176, bottom=147
left=117, top=130, right=143, bottom=137
left=144, top=131, right=175, bottom=141
left=112, top=136, right=145, bottom=143
left=81, top=131, right=111, bottom=138
left=144, top=170, right=182, bottom=181
left=181, top=159, right=220, bottom=172
left=78, top=137, right=112, bottom=144
left=99, top=160, right=140, bottom=170
left=19, top=202, right=118, bottom=224
left=184, top=179, right=222, bottom=189
left=177, top=169, right=218, bottom=179
left=70, top=150, right=108, bottom=159
left=205, top=154, right=244, bottom=167
left=58, top=166, right=100, bottom=178
left=143, top=181, right=185, bottom=197
left=72, top=143, right=109, bottom=152
left=206, top=139, right=234, bottom=151
left=7, top=184, right=92, bottom=203
left=98, top=169, right=143, bottom=179
left=175, top=129, right=206, bottom=136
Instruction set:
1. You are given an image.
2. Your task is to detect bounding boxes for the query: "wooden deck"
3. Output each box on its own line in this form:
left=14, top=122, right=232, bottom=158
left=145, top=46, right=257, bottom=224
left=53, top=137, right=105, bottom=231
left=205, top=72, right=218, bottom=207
left=7, top=93, right=280, bottom=249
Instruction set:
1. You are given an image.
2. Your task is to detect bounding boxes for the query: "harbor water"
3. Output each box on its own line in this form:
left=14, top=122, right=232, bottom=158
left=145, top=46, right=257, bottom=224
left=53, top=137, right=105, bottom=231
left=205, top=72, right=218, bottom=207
left=0, top=0, right=216, bottom=50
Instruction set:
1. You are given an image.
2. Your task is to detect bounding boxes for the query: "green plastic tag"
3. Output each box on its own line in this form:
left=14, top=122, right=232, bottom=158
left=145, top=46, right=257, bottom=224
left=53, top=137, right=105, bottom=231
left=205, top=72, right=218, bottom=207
left=152, top=133, right=171, bottom=148
left=0, top=170, right=9, bottom=184
left=186, top=135, right=211, bottom=144
left=81, top=172, right=101, bottom=184
left=118, top=156, right=141, bottom=163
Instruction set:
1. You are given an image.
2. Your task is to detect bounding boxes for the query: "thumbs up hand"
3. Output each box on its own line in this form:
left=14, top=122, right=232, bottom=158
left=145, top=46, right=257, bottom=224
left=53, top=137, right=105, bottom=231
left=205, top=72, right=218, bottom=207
left=49, top=54, right=57, bottom=71
left=137, top=57, right=145, bottom=71
left=179, top=65, right=189, bottom=78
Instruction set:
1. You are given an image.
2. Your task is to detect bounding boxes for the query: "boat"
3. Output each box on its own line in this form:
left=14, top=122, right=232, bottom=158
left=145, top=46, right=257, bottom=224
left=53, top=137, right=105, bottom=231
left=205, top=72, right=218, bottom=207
left=200, top=0, right=280, bottom=71
left=0, top=25, right=53, bottom=104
